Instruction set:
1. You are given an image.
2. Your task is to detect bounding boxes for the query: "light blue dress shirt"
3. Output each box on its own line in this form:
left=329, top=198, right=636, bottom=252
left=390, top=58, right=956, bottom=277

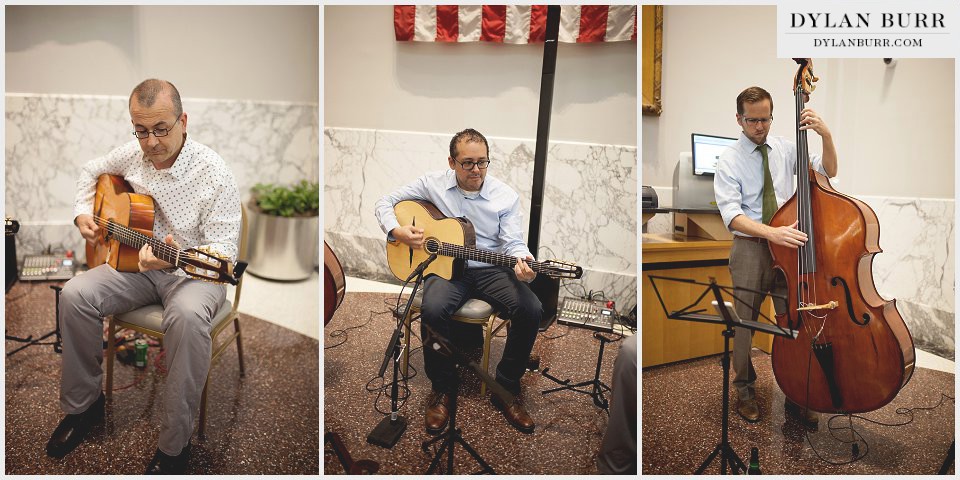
left=375, top=169, right=533, bottom=268
left=714, top=132, right=827, bottom=236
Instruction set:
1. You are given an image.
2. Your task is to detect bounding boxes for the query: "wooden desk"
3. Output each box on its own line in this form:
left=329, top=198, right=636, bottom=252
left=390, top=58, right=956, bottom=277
left=642, top=234, right=773, bottom=368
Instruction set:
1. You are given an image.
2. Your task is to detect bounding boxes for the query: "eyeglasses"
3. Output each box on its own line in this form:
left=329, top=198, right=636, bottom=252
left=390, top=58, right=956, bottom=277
left=133, top=118, right=180, bottom=139
left=743, top=116, right=773, bottom=126
left=454, top=159, right=491, bottom=170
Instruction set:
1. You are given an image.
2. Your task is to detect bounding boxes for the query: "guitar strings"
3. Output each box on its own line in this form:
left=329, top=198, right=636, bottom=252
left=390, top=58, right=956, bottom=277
left=436, top=241, right=575, bottom=277
left=91, top=215, right=207, bottom=266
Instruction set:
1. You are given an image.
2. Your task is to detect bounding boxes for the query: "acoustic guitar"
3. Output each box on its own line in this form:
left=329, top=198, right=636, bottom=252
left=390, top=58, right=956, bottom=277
left=385, top=200, right=582, bottom=281
left=323, top=241, right=346, bottom=325
left=85, top=174, right=246, bottom=285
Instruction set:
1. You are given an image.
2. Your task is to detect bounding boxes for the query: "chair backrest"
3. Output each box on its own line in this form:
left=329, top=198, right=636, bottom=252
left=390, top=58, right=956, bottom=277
left=232, top=206, right=248, bottom=308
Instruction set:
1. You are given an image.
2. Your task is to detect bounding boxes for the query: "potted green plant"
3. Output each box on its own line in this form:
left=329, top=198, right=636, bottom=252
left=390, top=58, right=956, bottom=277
left=245, top=180, right=320, bottom=281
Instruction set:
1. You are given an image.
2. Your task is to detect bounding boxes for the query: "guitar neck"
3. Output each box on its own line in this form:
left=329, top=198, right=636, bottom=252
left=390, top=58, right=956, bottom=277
left=104, top=220, right=182, bottom=267
left=437, top=242, right=544, bottom=272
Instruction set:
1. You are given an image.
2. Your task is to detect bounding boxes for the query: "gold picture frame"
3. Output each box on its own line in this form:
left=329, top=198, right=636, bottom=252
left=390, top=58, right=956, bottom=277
left=642, top=5, right=663, bottom=116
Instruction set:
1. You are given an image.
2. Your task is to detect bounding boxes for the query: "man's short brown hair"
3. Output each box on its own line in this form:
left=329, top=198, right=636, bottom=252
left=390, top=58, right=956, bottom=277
left=736, top=86, right=773, bottom=115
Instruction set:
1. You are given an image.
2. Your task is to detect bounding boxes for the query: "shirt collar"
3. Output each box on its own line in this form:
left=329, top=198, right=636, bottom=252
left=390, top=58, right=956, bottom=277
left=163, top=137, right=192, bottom=179
left=444, top=169, right=490, bottom=199
left=737, top=131, right=768, bottom=156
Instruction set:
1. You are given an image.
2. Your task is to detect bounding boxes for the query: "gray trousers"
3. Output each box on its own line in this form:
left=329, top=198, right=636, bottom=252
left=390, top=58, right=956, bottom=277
left=728, top=238, right=786, bottom=402
left=58, top=264, right=225, bottom=456
left=597, top=334, right=637, bottom=474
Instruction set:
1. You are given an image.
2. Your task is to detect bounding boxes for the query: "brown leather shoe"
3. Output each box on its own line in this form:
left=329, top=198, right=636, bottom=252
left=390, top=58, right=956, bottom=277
left=425, top=390, right=451, bottom=434
left=785, top=400, right=819, bottom=426
left=491, top=394, right=535, bottom=434
left=736, top=398, right=760, bottom=423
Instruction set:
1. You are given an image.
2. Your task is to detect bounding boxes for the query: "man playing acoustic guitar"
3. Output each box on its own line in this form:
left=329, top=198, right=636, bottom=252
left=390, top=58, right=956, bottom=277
left=375, top=128, right=542, bottom=434
left=46, top=79, right=242, bottom=474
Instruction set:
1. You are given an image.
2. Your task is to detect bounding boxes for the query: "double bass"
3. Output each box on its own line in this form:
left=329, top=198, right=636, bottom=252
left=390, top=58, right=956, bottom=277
left=768, top=58, right=915, bottom=414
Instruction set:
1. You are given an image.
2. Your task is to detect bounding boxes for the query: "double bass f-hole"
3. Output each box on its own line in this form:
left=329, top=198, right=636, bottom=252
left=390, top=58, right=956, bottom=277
left=830, top=276, right=871, bottom=326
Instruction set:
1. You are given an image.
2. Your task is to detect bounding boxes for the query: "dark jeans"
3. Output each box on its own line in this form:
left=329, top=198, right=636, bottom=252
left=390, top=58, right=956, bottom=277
left=420, top=266, right=543, bottom=395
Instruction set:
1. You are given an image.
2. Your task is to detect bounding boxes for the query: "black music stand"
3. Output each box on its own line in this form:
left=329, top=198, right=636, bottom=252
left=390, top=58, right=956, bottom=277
left=420, top=323, right=515, bottom=475
left=648, top=275, right=798, bottom=475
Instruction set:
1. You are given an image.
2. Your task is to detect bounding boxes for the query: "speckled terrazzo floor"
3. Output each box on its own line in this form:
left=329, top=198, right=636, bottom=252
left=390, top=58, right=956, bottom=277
left=643, top=350, right=955, bottom=475
left=324, top=292, right=632, bottom=475
left=5, top=280, right=319, bottom=475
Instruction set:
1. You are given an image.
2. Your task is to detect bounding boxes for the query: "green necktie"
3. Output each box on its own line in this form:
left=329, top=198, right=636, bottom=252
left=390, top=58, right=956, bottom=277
left=758, top=144, right=776, bottom=224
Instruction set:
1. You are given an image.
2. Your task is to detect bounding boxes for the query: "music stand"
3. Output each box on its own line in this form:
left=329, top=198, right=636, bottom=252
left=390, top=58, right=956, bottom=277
left=647, top=275, right=798, bottom=475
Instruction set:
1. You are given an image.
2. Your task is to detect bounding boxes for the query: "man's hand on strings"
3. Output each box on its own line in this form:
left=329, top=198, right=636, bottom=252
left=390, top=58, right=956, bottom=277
left=75, top=214, right=101, bottom=243
left=138, top=234, right=179, bottom=272
left=514, top=256, right=537, bottom=283
left=767, top=221, right=808, bottom=249
left=392, top=225, right=425, bottom=249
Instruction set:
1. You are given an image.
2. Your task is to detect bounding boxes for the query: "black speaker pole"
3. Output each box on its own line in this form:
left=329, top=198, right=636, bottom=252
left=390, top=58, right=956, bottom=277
left=527, top=5, right=560, bottom=254
left=528, top=6, right=562, bottom=331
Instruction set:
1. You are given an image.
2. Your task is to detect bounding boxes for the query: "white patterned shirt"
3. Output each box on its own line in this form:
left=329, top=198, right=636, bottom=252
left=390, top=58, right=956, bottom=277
left=73, top=137, right=242, bottom=274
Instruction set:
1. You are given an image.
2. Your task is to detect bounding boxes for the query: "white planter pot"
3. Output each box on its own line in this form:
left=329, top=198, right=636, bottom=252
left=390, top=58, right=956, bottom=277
left=245, top=205, right=318, bottom=281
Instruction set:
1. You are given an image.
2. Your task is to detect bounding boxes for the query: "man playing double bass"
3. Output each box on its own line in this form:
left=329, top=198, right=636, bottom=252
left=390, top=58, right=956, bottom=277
left=713, top=86, right=837, bottom=425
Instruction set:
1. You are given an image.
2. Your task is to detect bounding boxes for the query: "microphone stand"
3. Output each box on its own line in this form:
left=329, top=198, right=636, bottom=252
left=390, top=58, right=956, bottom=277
left=367, top=253, right=437, bottom=449
left=420, top=323, right=514, bottom=475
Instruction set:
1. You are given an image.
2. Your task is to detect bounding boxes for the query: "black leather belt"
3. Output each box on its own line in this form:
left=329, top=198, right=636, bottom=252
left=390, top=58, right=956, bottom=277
left=735, top=236, right=767, bottom=244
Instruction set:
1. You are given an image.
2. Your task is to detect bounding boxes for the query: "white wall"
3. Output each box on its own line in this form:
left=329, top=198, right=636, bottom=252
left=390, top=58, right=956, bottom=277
left=324, top=5, right=637, bottom=147
left=6, top=5, right=319, bottom=103
left=643, top=5, right=954, bottom=199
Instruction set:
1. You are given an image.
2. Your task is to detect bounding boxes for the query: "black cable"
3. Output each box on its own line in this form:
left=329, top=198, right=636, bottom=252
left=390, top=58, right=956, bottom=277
left=799, top=342, right=954, bottom=467
left=324, top=309, right=387, bottom=350
left=539, top=323, right=571, bottom=340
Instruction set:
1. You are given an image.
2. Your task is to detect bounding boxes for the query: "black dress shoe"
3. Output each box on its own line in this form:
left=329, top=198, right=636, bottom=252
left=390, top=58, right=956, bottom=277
left=145, top=444, right=191, bottom=475
left=45, top=392, right=106, bottom=458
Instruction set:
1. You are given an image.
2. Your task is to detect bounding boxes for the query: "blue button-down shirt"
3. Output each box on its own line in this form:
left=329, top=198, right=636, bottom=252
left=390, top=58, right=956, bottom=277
left=375, top=169, right=533, bottom=268
left=714, top=132, right=827, bottom=236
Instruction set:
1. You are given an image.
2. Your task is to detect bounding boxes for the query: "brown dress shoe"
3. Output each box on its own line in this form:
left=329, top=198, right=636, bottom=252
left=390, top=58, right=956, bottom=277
left=491, top=394, right=535, bottom=434
left=425, top=390, right=451, bottom=434
left=736, top=398, right=760, bottom=423
left=785, top=400, right=819, bottom=426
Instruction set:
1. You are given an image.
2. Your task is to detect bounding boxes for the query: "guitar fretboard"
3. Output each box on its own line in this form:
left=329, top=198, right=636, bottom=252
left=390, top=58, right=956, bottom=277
left=96, top=217, right=181, bottom=267
left=437, top=242, right=546, bottom=272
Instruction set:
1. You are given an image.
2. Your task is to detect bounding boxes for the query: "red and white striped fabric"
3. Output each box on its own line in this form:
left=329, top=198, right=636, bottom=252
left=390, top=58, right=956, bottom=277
left=394, top=5, right=637, bottom=44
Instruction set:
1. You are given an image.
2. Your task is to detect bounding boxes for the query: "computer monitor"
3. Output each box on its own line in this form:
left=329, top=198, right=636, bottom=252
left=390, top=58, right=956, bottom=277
left=691, top=133, right=737, bottom=176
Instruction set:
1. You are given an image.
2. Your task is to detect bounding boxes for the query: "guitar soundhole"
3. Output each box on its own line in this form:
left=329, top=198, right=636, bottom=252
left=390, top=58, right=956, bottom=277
left=424, top=238, right=440, bottom=254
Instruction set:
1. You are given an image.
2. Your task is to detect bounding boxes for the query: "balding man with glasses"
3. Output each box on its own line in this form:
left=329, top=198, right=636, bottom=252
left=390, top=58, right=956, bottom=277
left=46, top=79, right=241, bottom=474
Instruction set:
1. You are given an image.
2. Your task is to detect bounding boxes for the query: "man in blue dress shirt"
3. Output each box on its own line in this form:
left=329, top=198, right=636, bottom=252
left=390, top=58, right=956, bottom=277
left=714, top=86, right=837, bottom=426
left=375, top=128, right=542, bottom=434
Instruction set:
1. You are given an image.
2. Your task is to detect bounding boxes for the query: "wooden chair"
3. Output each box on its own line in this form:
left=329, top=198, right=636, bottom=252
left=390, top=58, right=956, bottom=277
left=104, top=209, right=248, bottom=437
left=399, top=291, right=510, bottom=396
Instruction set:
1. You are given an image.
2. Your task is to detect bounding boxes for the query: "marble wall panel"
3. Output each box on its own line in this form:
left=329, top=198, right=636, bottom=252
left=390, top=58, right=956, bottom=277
left=325, top=127, right=638, bottom=310
left=5, top=93, right=318, bottom=260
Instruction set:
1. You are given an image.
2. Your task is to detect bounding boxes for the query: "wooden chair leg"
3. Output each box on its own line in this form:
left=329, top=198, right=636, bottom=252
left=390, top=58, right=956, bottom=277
left=480, top=316, right=494, bottom=397
left=105, top=317, right=116, bottom=398
left=233, top=317, right=245, bottom=376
